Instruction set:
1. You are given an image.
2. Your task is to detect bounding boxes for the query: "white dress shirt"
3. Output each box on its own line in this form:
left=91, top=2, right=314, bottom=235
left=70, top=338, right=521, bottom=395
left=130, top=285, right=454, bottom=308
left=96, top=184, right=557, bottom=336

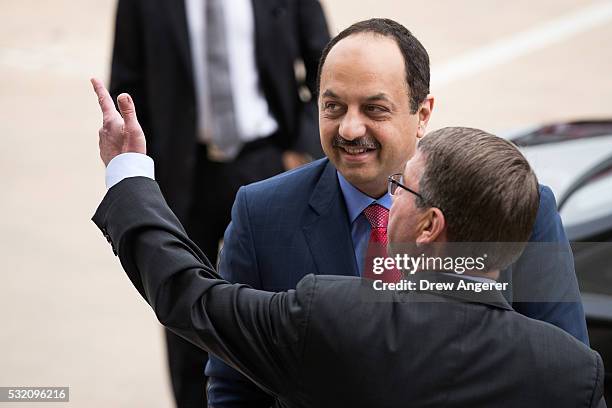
left=184, top=0, right=278, bottom=144
left=106, top=153, right=155, bottom=189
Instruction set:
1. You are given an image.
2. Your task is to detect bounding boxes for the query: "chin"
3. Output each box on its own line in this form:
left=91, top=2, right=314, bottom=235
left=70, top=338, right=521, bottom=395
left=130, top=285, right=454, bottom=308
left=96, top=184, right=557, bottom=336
left=342, top=170, right=379, bottom=189
left=337, top=160, right=375, bottom=177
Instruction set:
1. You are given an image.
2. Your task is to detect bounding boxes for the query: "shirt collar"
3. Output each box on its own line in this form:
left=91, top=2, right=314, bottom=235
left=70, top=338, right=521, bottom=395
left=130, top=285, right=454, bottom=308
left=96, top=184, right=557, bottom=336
left=442, top=272, right=496, bottom=284
left=337, top=171, right=393, bottom=223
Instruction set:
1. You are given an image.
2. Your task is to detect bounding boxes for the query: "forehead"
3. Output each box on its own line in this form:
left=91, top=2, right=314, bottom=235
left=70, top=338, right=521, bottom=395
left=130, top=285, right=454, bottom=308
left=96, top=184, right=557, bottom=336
left=403, top=149, right=426, bottom=180
left=320, top=33, right=408, bottom=99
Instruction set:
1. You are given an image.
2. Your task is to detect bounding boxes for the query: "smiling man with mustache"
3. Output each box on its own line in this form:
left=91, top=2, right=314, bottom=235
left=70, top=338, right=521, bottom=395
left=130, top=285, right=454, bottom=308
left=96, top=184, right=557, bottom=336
left=318, top=30, right=432, bottom=200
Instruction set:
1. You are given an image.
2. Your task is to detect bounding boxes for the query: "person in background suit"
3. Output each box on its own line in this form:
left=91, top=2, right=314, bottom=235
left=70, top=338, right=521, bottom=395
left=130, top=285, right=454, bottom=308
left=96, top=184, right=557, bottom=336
left=88, top=80, right=606, bottom=407
left=109, top=0, right=329, bottom=406
left=205, top=17, right=590, bottom=407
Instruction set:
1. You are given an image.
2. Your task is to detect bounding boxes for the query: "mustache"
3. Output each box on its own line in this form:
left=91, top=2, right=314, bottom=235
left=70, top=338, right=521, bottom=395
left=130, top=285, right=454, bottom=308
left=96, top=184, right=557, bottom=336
left=332, top=135, right=381, bottom=149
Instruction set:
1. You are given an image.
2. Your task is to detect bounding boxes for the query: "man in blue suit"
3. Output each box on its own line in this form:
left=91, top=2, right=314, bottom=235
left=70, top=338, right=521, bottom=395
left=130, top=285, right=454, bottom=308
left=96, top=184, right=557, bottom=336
left=205, top=18, right=589, bottom=407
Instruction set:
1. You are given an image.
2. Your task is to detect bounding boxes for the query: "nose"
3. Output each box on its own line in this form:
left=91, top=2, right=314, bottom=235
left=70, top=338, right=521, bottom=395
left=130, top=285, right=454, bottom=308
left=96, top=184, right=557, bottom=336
left=338, top=108, right=366, bottom=140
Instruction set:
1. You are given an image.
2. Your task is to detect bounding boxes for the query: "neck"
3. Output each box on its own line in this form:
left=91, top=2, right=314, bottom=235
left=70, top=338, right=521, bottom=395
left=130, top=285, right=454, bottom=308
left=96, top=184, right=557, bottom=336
left=463, top=269, right=500, bottom=281
left=352, top=180, right=387, bottom=199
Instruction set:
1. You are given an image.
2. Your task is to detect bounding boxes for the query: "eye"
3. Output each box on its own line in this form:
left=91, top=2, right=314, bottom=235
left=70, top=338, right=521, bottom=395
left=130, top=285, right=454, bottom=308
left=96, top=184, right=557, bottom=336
left=324, top=102, right=339, bottom=111
left=322, top=101, right=345, bottom=116
left=365, top=105, right=388, bottom=114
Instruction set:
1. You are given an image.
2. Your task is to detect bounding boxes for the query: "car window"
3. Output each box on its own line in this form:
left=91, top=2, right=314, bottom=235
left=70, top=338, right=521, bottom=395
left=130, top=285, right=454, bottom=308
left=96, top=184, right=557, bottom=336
left=560, top=172, right=612, bottom=227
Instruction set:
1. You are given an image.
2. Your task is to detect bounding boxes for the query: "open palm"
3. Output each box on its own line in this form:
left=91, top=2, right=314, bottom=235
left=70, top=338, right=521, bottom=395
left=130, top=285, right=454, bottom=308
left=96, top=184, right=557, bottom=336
left=91, top=78, right=146, bottom=166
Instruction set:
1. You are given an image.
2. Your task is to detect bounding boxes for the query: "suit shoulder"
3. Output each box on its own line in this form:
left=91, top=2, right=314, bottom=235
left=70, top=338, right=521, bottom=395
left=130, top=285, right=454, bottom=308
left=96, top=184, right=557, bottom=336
left=116, top=0, right=147, bottom=9
left=240, top=158, right=331, bottom=203
left=245, top=158, right=329, bottom=192
left=529, top=316, right=603, bottom=400
left=511, top=311, right=597, bottom=368
left=537, top=183, right=557, bottom=212
left=529, top=183, right=567, bottom=242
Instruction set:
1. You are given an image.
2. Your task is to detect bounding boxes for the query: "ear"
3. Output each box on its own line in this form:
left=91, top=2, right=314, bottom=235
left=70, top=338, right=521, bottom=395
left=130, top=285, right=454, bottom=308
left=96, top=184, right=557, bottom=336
left=415, top=207, right=446, bottom=244
left=416, top=95, right=435, bottom=139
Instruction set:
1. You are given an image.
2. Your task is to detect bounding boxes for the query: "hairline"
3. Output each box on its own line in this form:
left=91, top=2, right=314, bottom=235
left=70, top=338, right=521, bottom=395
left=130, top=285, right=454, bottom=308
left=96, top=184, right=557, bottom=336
left=317, top=31, right=414, bottom=108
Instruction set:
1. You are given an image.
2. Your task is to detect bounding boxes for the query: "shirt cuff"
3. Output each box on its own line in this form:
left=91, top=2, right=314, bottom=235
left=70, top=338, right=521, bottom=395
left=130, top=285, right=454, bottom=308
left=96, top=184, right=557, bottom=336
left=105, top=153, right=155, bottom=189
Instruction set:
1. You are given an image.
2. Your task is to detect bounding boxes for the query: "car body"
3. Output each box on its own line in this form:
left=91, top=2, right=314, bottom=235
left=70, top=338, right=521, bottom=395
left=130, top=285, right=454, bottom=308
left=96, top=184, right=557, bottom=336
left=509, top=120, right=612, bottom=400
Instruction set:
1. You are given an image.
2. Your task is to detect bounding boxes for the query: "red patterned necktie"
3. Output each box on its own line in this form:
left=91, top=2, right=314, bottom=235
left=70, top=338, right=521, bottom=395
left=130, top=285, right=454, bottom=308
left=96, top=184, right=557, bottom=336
left=362, top=204, right=403, bottom=282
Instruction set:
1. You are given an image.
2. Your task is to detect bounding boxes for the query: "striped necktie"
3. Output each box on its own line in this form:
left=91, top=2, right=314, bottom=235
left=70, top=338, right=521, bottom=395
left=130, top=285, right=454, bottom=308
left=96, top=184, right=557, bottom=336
left=203, top=0, right=242, bottom=161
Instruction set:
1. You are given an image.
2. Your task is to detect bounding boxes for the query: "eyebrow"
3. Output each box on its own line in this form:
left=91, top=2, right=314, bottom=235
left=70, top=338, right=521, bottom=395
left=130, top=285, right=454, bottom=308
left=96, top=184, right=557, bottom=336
left=365, top=93, right=392, bottom=103
left=321, top=89, right=339, bottom=99
left=321, top=90, right=393, bottom=103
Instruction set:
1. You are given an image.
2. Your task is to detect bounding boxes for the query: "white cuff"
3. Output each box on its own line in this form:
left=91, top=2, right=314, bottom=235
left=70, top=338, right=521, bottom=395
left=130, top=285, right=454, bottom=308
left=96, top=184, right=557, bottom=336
left=105, top=153, right=155, bottom=189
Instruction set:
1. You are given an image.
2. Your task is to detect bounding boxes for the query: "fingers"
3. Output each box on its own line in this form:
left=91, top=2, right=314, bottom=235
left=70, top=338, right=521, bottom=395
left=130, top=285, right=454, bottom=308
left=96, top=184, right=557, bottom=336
left=117, top=93, right=138, bottom=125
left=90, top=78, right=118, bottom=121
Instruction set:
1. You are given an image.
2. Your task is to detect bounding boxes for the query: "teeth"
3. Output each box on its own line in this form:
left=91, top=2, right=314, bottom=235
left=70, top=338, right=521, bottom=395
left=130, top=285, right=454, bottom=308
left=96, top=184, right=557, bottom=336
left=343, top=147, right=368, bottom=154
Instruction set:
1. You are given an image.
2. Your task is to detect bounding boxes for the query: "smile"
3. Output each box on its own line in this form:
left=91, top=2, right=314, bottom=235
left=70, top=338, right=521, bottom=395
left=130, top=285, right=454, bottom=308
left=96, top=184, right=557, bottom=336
left=338, top=146, right=377, bottom=155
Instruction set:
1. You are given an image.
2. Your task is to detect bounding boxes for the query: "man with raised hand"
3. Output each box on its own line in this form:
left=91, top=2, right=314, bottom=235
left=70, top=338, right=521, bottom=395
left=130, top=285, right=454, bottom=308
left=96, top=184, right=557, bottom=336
left=101, top=18, right=589, bottom=406
left=90, top=77, right=604, bottom=407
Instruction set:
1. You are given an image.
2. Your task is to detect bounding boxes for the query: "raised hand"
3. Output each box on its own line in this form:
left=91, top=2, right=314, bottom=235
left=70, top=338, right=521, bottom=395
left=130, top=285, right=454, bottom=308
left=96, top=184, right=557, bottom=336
left=91, top=78, right=146, bottom=166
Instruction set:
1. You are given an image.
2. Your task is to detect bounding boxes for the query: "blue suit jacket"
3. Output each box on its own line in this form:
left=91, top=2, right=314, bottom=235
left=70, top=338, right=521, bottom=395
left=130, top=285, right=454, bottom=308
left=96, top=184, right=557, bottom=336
left=206, top=158, right=588, bottom=407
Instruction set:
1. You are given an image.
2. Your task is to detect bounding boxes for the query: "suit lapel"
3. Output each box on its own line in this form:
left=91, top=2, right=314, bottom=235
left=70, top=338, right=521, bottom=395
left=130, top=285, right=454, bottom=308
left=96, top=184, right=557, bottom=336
left=164, top=0, right=193, bottom=80
left=303, top=161, right=359, bottom=277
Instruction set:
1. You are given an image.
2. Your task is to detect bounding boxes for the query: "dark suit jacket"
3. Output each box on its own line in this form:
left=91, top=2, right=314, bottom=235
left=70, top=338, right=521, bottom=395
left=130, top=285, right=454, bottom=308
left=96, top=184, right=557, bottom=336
left=207, top=158, right=590, bottom=406
left=93, top=177, right=605, bottom=408
left=109, top=0, right=330, bottom=220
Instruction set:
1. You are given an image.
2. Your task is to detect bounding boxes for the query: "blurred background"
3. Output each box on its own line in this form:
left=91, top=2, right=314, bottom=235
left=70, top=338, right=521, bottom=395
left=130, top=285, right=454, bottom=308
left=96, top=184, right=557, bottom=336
left=1, top=0, right=611, bottom=406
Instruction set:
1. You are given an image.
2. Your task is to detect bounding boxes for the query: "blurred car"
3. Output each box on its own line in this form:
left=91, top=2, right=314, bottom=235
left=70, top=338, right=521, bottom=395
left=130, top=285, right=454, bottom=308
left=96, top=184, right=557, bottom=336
left=508, top=119, right=612, bottom=399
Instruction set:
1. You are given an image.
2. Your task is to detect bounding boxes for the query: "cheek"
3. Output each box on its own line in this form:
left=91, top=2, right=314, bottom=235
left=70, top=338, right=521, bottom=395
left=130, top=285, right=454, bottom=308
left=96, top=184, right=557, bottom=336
left=388, top=201, right=405, bottom=240
left=389, top=200, right=418, bottom=243
left=384, top=128, right=418, bottom=163
left=319, top=118, right=337, bottom=145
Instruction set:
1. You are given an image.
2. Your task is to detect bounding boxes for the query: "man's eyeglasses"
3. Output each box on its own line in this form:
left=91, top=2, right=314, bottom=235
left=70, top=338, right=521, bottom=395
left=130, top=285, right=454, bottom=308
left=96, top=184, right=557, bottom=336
left=387, top=173, right=424, bottom=200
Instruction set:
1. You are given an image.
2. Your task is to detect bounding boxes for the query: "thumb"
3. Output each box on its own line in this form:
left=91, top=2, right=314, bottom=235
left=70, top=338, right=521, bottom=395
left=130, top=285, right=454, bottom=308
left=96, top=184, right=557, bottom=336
left=117, top=93, right=138, bottom=124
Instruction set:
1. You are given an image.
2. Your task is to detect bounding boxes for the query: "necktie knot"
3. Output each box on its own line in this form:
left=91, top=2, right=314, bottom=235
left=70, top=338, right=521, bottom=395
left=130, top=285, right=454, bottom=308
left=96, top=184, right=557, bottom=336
left=363, top=204, right=388, bottom=229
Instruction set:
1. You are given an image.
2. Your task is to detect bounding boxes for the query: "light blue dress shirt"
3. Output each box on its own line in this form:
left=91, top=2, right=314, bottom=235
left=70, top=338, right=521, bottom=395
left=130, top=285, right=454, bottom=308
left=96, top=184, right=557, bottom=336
left=337, top=172, right=392, bottom=276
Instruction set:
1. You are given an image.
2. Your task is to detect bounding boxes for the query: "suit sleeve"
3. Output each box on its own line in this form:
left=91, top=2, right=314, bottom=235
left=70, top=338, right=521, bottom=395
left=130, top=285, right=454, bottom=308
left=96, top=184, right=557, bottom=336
left=590, top=352, right=606, bottom=408
left=205, top=188, right=277, bottom=407
left=109, top=0, right=152, bottom=142
left=92, top=177, right=309, bottom=398
left=297, top=0, right=330, bottom=96
left=510, top=185, right=589, bottom=344
left=292, top=0, right=330, bottom=157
